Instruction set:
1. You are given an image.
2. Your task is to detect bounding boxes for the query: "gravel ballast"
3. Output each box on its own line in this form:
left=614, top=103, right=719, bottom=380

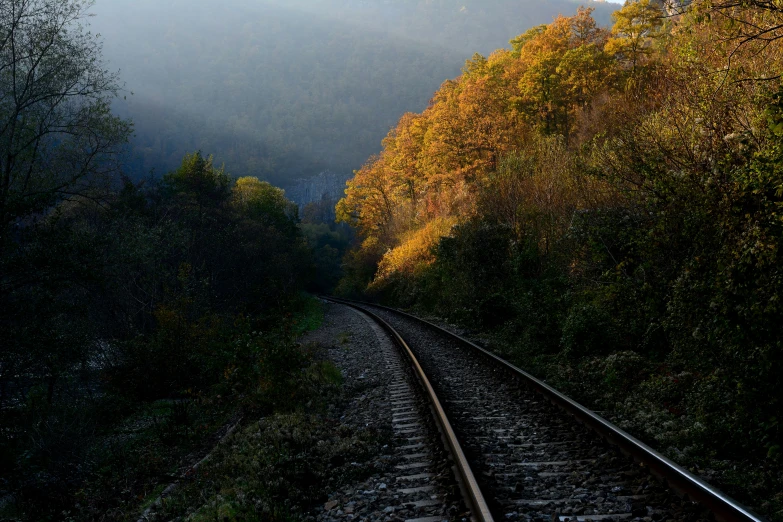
left=360, top=303, right=714, bottom=522
left=302, top=302, right=468, bottom=522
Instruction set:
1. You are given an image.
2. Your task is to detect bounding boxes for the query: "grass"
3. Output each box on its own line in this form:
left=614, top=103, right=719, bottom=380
left=292, top=294, right=325, bottom=335
left=337, top=331, right=352, bottom=345
left=141, top=334, right=386, bottom=521
left=80, top=396, right=236, bottom=521
left=153, top=411, right=389, bottom=521
left=0, top=296, right=351, bottom=522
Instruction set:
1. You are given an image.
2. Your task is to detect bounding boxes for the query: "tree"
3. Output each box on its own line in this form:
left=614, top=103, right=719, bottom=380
left=514, top=11, right=615, bottom=139
left=0, top=0, right=131, bottom=243
left=0, top=0, right=130, bottom=435
left=383, top=112, right=427, bottom=226
left=704, top=0, right=783, bottom=54
left=510, top=24, right=548, bottom=57
left=336, top=156, right=398, bottom=243
left=557, top=44, right=616, bottom=109
left=163, top=151, right=230, bottom=211
left=570, top=6, right=608, bottom=47
left=605, top=0, right=665, bottom=73
left=232, top=176, right=299, bottom=232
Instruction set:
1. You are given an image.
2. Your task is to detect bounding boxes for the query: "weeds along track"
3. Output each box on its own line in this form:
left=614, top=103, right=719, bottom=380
left=325, top=297, right=765, bottom=522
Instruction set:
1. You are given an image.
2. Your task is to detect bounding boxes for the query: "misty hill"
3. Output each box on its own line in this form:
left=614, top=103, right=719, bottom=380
left=281, top=0, right=618, bottom=56
left=92, top=0, right=618, bottom=185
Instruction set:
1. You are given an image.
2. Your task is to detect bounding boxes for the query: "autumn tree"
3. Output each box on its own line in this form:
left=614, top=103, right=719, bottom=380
left=605, top=0, right=666, bottom=73
left=514, top=10, right=615, bottom=139
left=338, top=8, right=618, bottom=291
left=381, top=112, right=428, bottom=226
left=571, top=6, right=608, bottom=47
left=510, top=25, right=548, bottom=57
left=438, top=54, right=520, bottom=178
left=336, top=155, right=398, bottom=243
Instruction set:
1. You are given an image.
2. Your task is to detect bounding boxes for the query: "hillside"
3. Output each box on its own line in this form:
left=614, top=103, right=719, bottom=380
left=336, top=2, right=783, bottom=518
left=90, top=0, right=618, bottom=185
left=4, top=0, right=783, bottom=519
left=281, top=0, right=618, bottom=56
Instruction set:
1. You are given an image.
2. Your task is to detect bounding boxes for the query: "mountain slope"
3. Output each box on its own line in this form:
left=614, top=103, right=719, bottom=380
left=92, top=0, right=618, bottom=184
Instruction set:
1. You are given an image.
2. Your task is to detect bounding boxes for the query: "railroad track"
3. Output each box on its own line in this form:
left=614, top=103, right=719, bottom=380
left=323, top=296, right=764, bottom=522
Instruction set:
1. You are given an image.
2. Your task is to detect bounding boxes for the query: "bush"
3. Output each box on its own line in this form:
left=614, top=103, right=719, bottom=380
left=560, top=301, right=619, bottom=358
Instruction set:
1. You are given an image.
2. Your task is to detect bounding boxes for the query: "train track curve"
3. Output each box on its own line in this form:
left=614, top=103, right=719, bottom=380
left=322, top=296, right=765, bottom=522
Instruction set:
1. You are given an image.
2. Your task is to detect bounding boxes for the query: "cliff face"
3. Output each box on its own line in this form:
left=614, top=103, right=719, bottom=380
left=284, top=170, right=348, bottom=208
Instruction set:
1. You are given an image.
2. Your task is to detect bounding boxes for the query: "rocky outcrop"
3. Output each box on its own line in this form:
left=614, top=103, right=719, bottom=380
left=284, top=170, right=348, bottom=208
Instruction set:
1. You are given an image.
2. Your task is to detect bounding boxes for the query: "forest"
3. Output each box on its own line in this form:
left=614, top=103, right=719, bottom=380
left=3, top=0, right=783, bottom=520
left=336, top=0, right=783, bottom=517
left=0, top=1, right=336, bottom=518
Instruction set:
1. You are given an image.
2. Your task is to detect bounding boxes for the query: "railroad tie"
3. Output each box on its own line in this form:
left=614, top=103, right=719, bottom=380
left=397, top=472, right=435, bottom=481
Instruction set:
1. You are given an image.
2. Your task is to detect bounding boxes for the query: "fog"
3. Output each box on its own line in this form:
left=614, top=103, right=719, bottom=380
left=88, top=0, right=618, bottom=185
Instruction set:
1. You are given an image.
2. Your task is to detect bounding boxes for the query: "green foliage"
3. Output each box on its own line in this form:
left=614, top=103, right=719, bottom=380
left=163, top=152, right=231, bottom=209
left=560, top=301, right=619, bottom=358
left=0, top=150, right=315, bottom=520
left=423, top=221, right=518, bottom=327
left=290, top=294, right=326, bottom=335
left=233, top=177, right=300, bottom=232
left=154, top=412, right=387, bottom=522
left=300, top=200, right=355, bottom=293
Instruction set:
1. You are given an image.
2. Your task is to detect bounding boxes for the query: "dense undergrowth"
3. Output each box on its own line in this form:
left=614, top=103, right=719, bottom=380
left=0, top=148, right=322, bottom=521
left=0, top=3, right=364, bottom=519
left=152, top=409, right=386, bottom=521
left=128, top=331, right=392, bottom=522
left=335, top=1, right=783, bottom=519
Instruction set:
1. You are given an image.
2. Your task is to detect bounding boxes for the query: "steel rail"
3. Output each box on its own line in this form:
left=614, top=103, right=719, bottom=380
left=323, top=296, right=494, bottom=522
left=331, top=297, right=766, bottom=522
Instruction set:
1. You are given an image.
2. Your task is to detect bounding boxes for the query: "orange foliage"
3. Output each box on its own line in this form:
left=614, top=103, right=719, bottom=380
left=370, top=217, right=457, bottom=290
left=337, top=7, right=627, bottom=290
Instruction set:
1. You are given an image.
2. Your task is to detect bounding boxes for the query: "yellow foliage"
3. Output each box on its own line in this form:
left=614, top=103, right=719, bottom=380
left=604, top=0, right=665, bottom=73
left=338, top=7, right=626, bottom=292
left=371, top=217, right=457, bottom=289
left=335, top=0, right=783, bottom=299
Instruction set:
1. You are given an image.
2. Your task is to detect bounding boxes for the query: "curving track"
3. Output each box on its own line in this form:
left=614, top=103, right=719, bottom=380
left=324, top=297, right=765, bottom=522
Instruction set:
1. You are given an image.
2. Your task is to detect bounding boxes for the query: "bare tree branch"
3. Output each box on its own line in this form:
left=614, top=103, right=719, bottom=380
left=0, top=0, right=131, bottom=238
